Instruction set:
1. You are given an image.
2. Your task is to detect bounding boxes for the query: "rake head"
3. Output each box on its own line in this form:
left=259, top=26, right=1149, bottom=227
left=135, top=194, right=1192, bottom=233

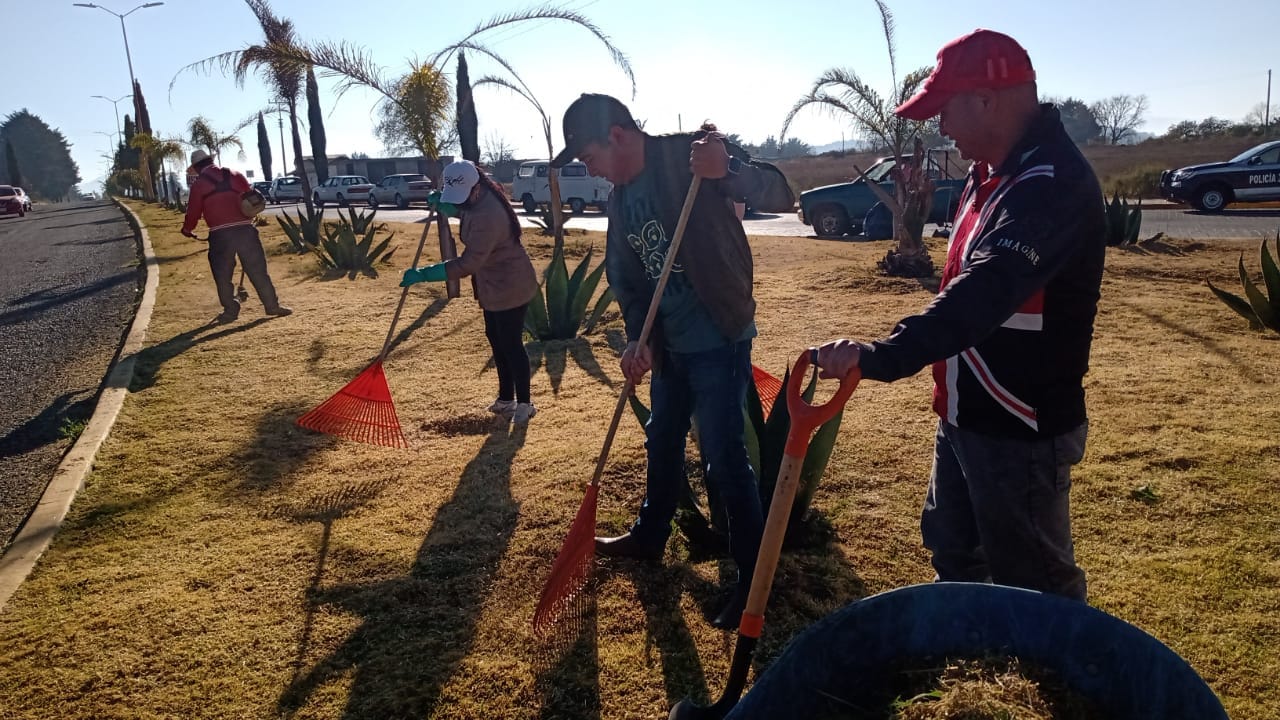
left=533, top=483, right=598, bottom=639
left=752, top=364, right=783, bottom=419
left=296, top=360, right=408, bottom=448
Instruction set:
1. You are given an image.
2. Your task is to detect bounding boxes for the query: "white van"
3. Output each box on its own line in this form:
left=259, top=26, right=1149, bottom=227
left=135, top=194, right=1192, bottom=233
left=510, top=160, right=612, bottom=214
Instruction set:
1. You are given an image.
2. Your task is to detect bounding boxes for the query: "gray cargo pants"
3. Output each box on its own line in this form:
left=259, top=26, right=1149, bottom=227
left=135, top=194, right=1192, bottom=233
left=921, top=419, right=1089, bottom=601
left=208, top=224, right=281, bottom=317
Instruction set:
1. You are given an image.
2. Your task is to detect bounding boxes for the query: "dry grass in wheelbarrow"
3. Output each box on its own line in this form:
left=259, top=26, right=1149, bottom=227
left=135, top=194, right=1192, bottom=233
left=0, top=203, right=1274, bottom=720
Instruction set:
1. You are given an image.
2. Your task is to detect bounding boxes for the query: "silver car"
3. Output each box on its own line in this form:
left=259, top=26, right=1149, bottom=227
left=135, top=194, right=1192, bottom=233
left=313, top=175, right=373, bottom=207
left=269, top=176, right=304, bottom=204
left=368, top=174, right=433, bottom=209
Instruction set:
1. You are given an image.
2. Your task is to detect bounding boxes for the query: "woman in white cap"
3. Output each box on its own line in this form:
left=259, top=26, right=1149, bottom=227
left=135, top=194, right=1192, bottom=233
left=401, top=160, right=539, bottom=423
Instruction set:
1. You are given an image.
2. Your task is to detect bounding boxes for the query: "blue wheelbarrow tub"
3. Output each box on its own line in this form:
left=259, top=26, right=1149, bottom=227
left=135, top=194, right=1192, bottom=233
left=727, top=583, right=1227, bottom=719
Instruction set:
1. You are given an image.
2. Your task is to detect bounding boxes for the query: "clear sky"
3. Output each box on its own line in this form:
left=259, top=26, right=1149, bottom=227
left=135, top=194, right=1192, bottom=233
left=10, top=0, right=1280, bottom=189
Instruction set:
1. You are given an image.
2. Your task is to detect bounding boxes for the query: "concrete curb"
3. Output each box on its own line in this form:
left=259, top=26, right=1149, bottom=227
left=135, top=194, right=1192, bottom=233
left=0, top=198, right=158, bottom=612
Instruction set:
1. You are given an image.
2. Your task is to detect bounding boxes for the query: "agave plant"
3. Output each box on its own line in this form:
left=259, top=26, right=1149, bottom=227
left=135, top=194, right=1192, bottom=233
left=308, top=216, right=396, bottom=280
left=1105, top=191, right=1142, bottom=246
left=1207, top=234, right=1280, bottom=334
left=277, top=203, right=325, bottom=252
left=629, top=363, right=847, bottom=550
left=525, top=245, right=614, bottom=340
left=334, top=204, right=383, bottom=234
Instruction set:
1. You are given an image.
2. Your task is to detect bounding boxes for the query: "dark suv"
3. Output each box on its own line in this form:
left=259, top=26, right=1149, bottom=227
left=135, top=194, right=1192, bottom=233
left=1160, top=140, right=1280, bottom=212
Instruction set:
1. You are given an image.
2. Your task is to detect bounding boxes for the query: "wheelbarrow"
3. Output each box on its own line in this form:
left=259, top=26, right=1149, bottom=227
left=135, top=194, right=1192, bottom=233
left=722, top=582, right=1228, bottom=719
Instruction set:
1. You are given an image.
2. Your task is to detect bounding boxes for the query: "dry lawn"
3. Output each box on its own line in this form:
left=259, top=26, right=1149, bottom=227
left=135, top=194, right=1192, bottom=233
left=0, top=202, right=1276, bottom=719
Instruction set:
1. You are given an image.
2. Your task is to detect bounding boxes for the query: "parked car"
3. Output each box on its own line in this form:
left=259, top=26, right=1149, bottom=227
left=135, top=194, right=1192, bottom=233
left=1160, top=140, right=1280, bottom=212
left=313, top=175, right=373, bottom=207
left=13, top=187, right=31, bottom=211
left=368, top=173, right=433, bottom=209
left=798, top=150, right=965, bottom=238
left=252, top=181, right=273, bottom=199
left=510, top=160, right=612, bottom=214
left=0, top=185, right=24, bottom=218
left=269, top=176, right=304, bottom=204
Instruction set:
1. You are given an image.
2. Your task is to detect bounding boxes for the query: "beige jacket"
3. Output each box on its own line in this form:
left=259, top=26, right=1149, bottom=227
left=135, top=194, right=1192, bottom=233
left=445, top=189, right=538, bottom=312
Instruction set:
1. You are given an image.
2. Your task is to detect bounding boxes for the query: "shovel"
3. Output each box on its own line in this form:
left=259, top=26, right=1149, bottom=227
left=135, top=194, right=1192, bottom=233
left=668, top=348, right=860, bottom=720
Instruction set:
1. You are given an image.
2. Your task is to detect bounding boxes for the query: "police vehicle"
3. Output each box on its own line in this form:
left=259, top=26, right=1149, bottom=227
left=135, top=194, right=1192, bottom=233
left=1160, top=140, right=1280, bottom=212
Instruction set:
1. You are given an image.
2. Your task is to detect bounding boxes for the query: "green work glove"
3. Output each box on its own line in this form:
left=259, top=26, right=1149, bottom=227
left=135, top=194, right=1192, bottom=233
left=400, top=262, right=448, bottom=287
left=426, top=190, right=458, bottom=217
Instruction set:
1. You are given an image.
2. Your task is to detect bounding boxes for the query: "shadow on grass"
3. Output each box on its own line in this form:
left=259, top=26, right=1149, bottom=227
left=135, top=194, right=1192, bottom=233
left=1115, top=298, right=1269, bottom=383
left=532, top=603, right=602, bottom=720
left=228, top=401, right=340, bottom=495
left=262, top=477, right=395, bottom=693
left=527, top=337, right=617, bottom=397
left=597, top=510, right=868, bottom=710
left=277, top=423, right=527, bottom=718
left=126, top=319, right=270, bottom=391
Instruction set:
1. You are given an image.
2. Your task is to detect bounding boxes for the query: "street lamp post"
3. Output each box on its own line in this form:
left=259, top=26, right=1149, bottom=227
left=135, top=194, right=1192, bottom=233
left=73, top=3, right=164, bottom=121
left=91, top=93, right=132, bottom=145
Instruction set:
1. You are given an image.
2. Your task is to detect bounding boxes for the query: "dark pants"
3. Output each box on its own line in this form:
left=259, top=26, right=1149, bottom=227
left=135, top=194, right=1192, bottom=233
left=483, top=304, right=531, bottom=404
left=922, top=419, right=1089, bottom=601
left=208, top=224, right=280, bottom=316
left=632, top=339, right=763, bottom=585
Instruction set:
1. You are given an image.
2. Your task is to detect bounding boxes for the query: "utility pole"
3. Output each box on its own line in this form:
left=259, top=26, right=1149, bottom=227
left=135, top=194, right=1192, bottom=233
left=74, top=3, right=164, bottom=121
left=272, top=103, right=289, bottom=175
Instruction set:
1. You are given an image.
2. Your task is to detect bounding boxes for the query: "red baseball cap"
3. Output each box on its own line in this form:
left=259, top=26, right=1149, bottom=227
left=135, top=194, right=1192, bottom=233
left=895, top=29, right=1036, bottom=121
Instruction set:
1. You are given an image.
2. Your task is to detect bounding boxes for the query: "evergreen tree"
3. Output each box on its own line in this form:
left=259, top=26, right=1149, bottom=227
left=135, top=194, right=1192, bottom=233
left=1053, top=97, right=1101, bottom=145
left=257, top=112, right=273, bottom=181
left=456, top=51, right=480, bottom=163
left=306, top=66, right=328, bottom=182
left=0, top=109, right=81, bottom=199
left=133, top=80, right=153, bottom=134
left=5, top=139, right=23, bottom=188
left=117, top=115, right=141, bottom=171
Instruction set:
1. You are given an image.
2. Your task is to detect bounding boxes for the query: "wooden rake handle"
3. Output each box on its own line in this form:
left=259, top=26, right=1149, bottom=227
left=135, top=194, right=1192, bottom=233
left=588, top=175, right=702, bottom=488
left=377, top=207, right=439, bottom=362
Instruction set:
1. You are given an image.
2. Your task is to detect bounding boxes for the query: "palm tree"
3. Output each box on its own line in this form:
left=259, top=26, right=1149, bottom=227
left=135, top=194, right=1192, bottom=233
left=780, top=0, right=937, bottom=277
left=172, top=0, right=314, bottom=213
left=432, top=8, right=633, bottom=251
left=131, top=133, right=186, bottom=203
left=187, top=116, right=246, bottom=164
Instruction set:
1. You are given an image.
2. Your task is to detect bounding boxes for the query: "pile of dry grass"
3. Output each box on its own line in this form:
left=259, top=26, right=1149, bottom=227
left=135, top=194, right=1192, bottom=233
left=892, top=658, right=1098, bottom=720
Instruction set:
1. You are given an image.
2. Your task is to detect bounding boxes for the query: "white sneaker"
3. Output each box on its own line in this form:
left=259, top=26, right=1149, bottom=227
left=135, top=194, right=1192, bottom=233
left=512, top=402, right=537, bottom=424
left=487, top=399, right=517, bottom=415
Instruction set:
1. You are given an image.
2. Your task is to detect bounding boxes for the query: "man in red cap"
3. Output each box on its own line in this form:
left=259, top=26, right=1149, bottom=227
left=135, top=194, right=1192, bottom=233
left=816, top=29, right=1105, bottom=601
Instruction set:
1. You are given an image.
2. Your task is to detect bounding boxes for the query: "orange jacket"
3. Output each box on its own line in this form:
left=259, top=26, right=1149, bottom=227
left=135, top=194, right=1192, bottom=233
left=182, top=164, right=253, bottom=235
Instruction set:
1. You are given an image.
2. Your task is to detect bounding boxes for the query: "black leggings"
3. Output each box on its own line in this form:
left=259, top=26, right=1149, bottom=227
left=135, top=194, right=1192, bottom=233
left=484, top=304, right=531, bottom=404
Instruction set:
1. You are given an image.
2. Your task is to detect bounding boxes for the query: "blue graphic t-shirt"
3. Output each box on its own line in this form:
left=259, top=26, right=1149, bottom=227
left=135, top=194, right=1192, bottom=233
left=618, top=167, right=752, bottom=353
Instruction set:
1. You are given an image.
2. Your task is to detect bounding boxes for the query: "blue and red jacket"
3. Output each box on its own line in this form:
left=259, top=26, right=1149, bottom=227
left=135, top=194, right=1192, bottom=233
left=182, top=164, right=254, bottom=235
left=856, top=105, right=1106, bottom=438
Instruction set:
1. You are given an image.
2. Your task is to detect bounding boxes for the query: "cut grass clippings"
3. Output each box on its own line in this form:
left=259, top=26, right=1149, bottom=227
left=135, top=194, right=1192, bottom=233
left=0, top=201, right=1276, bottom=719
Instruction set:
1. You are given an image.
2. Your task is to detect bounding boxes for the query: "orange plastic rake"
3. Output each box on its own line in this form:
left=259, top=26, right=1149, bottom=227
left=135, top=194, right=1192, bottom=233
left=297, top=208, right=454, bottom=448
left=752, top=364, right=782, bottom=418
left=533, top=176, right=703, bottom=637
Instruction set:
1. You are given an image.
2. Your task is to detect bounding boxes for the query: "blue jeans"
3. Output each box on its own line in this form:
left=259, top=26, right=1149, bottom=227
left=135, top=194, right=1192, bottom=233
left=631, top=339, right=763, bottom=582
left=922, top=420, right=1089, bottom=601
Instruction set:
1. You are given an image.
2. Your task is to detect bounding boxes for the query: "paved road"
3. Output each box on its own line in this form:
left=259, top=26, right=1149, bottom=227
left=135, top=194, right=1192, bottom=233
left=261, top=202, right=1280, bottom=240
left=0, top=200, right=141, bottom=548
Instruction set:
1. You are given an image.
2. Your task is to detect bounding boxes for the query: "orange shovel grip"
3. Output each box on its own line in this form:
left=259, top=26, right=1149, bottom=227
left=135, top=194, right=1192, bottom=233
left=784, top=348, right=860, bottom=457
